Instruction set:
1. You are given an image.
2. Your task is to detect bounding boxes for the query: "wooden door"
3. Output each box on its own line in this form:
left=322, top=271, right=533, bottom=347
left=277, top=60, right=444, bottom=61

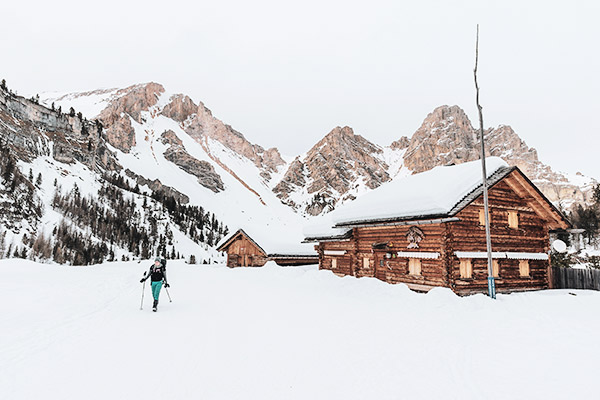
left=374, top=253, right=386, bottom=281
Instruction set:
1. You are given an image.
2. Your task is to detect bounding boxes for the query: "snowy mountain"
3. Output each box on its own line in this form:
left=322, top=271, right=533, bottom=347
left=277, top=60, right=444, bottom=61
left=273, top=126, right=407, bottom=215
left=42, top=83, right=312, bottom=250
left=1, top=84, right=232, bottom=264
left=44, top=83, right=597, bottom=220
left=1, top=80, right=596, bottom=264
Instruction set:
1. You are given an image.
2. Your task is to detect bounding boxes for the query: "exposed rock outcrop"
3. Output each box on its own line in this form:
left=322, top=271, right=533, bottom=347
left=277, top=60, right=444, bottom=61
left=97, top=82, right=165, bottom=153
left=123, top=169, right=190, bottom=204
left=0, top=86, right=118, bottom=171
left=159, top=130, right=224, bottom=193
left=400, top=105, right=596, bottom=209
left=390, top=136, right=410, bottom=150
left=161, top=95, right=286, bottom=180
left=273, top=126, right=390, bottom=215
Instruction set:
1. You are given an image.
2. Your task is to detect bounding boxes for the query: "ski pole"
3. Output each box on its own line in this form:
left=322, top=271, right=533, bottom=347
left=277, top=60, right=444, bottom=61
left=140, top=275, right=146, bottom=310
left=164, top=286, right=172, bottom=303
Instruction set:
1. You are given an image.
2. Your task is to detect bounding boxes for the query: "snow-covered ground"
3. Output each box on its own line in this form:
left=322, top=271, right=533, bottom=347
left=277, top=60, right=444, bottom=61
left=1, top=259, right=599, bottom=399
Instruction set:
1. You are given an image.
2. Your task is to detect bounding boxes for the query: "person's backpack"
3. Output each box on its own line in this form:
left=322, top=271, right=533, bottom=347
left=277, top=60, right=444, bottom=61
left=161, top=258, right=167, bottom=268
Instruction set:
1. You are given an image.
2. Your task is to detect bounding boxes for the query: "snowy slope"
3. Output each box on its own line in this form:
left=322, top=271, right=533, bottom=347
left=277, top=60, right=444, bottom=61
left=41, top=87, right=122, bottom=118
left=16, top=154, right=223, bottom=263
left=43, top=87, right=313, bottom=254
left=1, top=259, right=599, bottom=400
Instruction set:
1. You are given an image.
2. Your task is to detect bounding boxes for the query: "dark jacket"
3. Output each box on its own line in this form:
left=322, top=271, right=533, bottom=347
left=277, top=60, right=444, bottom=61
left=142, top=263, right=167, bottom=283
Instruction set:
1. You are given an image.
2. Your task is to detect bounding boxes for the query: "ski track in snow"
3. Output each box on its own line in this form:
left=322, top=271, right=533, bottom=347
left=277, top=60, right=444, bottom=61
left=1, top=259, right=599, bottom=400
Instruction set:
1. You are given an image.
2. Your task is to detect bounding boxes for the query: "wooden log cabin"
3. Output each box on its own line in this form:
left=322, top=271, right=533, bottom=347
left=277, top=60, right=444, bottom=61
left=217, top=229, right=318, bottom=268
left=304, top=158, right=570, bottom=295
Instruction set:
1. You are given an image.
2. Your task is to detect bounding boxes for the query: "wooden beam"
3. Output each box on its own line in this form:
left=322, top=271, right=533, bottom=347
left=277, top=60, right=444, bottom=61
left=508, top=171, right=569, bottom=230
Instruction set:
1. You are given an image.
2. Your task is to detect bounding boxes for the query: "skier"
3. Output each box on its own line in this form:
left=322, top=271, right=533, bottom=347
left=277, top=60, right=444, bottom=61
left=140, top=257, right=170, bottom=312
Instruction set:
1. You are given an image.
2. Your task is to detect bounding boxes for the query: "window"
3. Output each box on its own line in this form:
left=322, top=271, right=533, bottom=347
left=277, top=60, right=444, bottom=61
left=363, top=257, right=370, bottom=269
left=460, top=259, right=472, bottom=279
left=479, top=208, right=491, bottom=226
left=409, top=258, right=422, bottom=276
left=508, top=211, right=519, bottom=229
left=519, top=260, right=530, bottom=277
left=492, top=260, right=500, bottom=278
left=331, top=258, right=337, bottom=269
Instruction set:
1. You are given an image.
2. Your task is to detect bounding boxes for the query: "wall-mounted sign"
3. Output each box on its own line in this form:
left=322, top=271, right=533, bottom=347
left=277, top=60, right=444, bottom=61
left=406, top=226, right=424, bottom=249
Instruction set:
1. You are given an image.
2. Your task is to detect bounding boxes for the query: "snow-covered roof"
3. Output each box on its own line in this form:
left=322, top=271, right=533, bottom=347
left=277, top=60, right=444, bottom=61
left=332, top=157, right=510, bottom=226
left=304, top=157, right=511, bottom=239
left=302, top=214, right=352, bottom=242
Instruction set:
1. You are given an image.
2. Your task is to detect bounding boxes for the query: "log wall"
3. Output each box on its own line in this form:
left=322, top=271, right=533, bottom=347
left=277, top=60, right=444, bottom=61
left=316, top=179, right=554, bottom=295
left=448, top=180, right=551, bottom=294
left=318, top=224, right=449, bottom=291
left=317, top=240, right=355, bottom=277
left=225, top=236, right=267, bottom=268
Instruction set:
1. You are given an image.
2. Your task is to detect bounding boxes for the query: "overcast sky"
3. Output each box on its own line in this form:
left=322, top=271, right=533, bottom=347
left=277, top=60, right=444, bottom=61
left=2, top=0, right=599, bottom=177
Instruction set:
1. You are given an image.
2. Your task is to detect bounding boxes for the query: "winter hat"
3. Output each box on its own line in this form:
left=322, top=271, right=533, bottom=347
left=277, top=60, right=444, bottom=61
left=154, top=257, right=161, bottom=262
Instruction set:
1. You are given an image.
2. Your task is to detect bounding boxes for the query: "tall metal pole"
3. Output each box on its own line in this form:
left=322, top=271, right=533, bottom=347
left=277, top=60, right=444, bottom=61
left=474, top=25, right=496, bottom=299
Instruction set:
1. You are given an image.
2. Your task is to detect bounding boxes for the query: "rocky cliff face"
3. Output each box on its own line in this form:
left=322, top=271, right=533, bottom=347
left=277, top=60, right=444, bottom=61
left=97, top=83, right=164, bottom=153
left=273, top=126, right=391, bottom=215
left=0, top=86, right=118, bottom=171
left=83, top=85, right=286, bottom=183
left=159, top=130, right=224, bottom=193
left=162, top=94, right=286, bottom=180
left=401, top=105, right=596, bottom=209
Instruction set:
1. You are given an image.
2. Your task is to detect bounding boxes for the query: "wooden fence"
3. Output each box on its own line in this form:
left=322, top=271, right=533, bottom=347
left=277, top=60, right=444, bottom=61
left=551, top=267, right=600, bottom=291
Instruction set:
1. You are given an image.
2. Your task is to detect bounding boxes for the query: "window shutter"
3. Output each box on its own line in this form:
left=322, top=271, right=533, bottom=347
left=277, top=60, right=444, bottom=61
left=479, top=208, right=491, bottom=226
left=508, top=211, right=519, bottom=229
left=460, top=259, right=472, bottom=279
left=363, top=257, right=370, bottom=269
left=492, top=260, right=500, bottom=277
left=409, top=258, right=422, bottom=275
left=519, top=260, right=530, bottom=277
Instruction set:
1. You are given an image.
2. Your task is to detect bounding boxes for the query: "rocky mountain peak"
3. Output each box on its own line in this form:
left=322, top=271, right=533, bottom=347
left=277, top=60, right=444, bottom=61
left=403, top=105, right=479, bottom=173
left=314, top=126, right=383, bottom=155
left=160, top=93, right=197, bottom=123
left=273, top=126, right=390, bottom=216
left=322, top=125, right=355, bottom=139
left=97, top=82, right=165, bottom=152
left=399, top=104, right=596, bottom=209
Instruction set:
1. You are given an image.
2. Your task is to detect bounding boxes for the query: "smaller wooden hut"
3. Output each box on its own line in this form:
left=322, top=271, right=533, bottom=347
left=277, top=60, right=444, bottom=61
left=217, top=229, right=318, bottom=268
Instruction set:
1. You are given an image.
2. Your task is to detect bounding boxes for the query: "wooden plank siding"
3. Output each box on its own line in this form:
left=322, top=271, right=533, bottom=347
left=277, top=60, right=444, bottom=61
left=316, top=177, right=556, bottom=295
left=355, top=224, right=447, bottom=291
left=448, top=180, right=550, bottom=294
left=318, top=240, right=355, bottom=277
left=318, top=224, right=449, bottom=292
left=551, top=267, right=600, bottom=291
left=224, top=235, right=268, bottom=268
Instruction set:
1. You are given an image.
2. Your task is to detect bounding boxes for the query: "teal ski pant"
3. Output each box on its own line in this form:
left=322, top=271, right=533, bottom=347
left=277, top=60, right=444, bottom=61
left=151, top=281, right=163, bottom=301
